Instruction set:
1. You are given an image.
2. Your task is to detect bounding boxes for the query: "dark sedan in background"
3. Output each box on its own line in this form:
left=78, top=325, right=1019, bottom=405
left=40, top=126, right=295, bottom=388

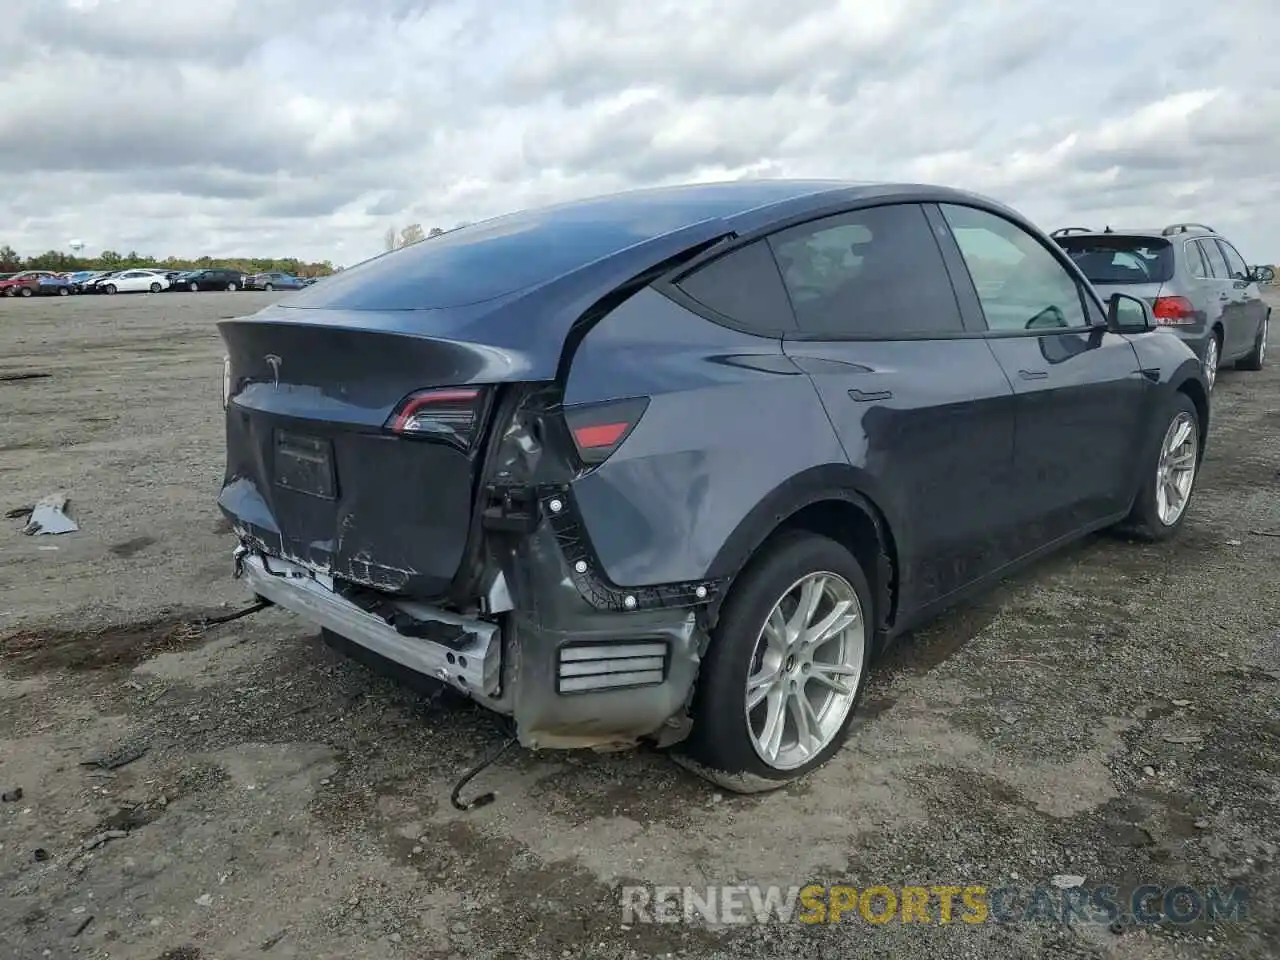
left=170, top=268, right=248, bottom=292
left=218, top=179, right=1211, bottom=793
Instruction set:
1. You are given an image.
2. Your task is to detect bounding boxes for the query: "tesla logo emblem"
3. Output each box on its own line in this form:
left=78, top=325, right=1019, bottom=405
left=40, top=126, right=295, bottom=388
left=265, top=354, right=282, bottom=389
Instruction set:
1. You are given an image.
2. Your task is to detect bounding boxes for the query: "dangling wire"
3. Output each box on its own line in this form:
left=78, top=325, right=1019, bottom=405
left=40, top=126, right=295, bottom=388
left=450, top=732, right=518, bottom=811
left=193, top=599, right=271, bottom=628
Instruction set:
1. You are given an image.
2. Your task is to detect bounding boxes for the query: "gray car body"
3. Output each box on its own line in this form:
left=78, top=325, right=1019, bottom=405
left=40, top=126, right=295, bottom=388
left=218, top=180, right=1210, bottom=752
left=1053, top=225, right=1271, bottom=374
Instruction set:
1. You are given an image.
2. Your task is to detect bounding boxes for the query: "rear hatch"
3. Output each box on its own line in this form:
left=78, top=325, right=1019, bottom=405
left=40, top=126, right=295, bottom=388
left=220, top=313, right=512, bottom=598
left=217, top=199, right=737, bottom=600
left=1054, top=234, right=1173, bottom=308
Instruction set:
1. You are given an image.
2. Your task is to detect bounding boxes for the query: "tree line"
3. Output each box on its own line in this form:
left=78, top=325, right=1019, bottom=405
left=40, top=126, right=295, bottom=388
left=383, top=223, right=471, bottom=251
left=0, top=244, right=338, bottom=277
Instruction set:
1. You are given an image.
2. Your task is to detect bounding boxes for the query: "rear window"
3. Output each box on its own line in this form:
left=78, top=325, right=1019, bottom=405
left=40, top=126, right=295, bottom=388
left=1055, top=236, right=1174, bottom=284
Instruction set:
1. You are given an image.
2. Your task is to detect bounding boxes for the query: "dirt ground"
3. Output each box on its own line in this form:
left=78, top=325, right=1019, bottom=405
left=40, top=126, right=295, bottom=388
left=1, top=290, right=1277, bottom=960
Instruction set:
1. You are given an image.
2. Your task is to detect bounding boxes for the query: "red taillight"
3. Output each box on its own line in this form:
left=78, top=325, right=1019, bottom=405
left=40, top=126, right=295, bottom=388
left=1151, top=296, right=1196, bottom=325
left=386, top=386, right=489, bottom=450
left=564, top=397, right=649, bottom=466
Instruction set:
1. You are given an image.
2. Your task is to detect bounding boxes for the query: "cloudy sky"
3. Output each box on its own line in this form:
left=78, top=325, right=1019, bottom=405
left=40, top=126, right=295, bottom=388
left=2, top=0, right=1276, bottom=265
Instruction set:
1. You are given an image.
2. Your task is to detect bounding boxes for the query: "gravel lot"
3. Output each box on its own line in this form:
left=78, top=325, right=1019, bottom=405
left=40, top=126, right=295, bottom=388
left=1, top=291, right=1277, bottom=960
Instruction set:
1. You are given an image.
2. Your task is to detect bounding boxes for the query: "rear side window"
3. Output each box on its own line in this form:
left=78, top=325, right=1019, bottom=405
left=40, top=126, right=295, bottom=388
left=1199, top=239, right=1230, bottom=280
left=1055, top=236, right=1174, bottom=284
left=1184, top=240, right=1210, bottom=278
left=1215, top=240, right=1250, bottom=281
left=675, top=240, right=794, bottom=334
left=765, top=203, right=963, bottom=338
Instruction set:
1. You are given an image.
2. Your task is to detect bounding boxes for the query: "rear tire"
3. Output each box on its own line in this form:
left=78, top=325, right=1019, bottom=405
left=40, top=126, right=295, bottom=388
left=1119, top=392, right=1201, bottom=542
left=1236, top=314, right=1268, bottom=371
left=676, top=531, right=874, bottom=793
left=227, top=282, right=238, bottom=292
left=264, top=283, right=275, bottom=291
left=1203, top=328, right=1221, bottom=391
left=149, top=282, right=161, bottom=293
left=19, top=286, right=33, bottom=297
left=58, top=286, right=70, bottom=296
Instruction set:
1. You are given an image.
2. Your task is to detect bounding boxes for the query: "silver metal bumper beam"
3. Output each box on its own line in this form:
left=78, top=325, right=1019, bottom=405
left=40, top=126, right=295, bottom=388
left=238, top=550, right=501, bottom=698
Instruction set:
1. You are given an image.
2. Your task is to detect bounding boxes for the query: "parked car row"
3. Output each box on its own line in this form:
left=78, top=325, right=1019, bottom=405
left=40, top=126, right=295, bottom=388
left=0, top=268, right=320, bottom=297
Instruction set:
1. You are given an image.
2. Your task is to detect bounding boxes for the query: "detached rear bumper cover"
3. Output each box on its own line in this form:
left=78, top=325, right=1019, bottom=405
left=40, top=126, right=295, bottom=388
left=238, top=549, right=501, bottom=699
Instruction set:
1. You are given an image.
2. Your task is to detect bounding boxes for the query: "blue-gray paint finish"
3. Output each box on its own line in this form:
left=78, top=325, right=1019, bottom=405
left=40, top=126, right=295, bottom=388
left=780, top=338, right=1018, bottom=613
left=564, top=288, right=848, bottom=587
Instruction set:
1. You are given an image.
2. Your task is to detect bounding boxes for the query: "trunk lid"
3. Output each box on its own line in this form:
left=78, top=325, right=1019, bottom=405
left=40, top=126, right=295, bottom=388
left=218, top=311, right=524, bottom=599
left=1087, top=280, right=1167, bottom=310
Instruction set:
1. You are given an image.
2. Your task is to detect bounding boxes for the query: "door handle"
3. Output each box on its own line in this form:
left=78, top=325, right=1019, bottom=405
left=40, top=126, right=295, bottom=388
left=1017, top=369, right=1048, bottom=380
left=848, top=388, right=892, bottom=402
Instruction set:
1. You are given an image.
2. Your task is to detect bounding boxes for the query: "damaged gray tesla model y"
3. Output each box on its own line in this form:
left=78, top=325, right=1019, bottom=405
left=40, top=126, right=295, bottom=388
left=217, top=180, right=1211, bottom=792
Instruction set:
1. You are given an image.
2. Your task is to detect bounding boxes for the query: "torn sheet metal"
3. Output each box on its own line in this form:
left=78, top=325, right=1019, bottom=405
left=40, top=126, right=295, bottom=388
left=21, top=493, right=79, bottom=535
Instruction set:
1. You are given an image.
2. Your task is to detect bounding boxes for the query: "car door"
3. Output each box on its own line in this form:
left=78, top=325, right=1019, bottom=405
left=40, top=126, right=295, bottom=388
left=1197, top=239, right=1248, bottom=359
left=934, top=202, right=1152, bottom=546
left=1214, top=238, right=1266, bottom=360
left=769, top=202, right=1020, bottom=613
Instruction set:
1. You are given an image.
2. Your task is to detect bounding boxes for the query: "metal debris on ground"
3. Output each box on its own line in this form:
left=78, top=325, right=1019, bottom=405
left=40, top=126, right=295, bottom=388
left=19, top=493, right=79, bottom=535
left=71, top=915, right=95, bottom=937
left=80, top=739, right=148, bottom=771
left=0, top=371, right=51, bottom=383
left=80, top=829, right=129, bottom=853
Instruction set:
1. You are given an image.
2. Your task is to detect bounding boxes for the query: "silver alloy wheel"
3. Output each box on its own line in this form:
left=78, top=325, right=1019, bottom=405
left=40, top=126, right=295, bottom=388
left=1155, top=411, right=1198, bottom=526
left=745, top=571, right=865, bottom=771
left=1204, top=335, right=1219, bottom=390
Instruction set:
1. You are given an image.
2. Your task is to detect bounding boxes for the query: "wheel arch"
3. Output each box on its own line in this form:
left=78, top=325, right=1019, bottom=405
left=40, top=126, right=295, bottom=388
left=704, top=464, right=900, bottom=640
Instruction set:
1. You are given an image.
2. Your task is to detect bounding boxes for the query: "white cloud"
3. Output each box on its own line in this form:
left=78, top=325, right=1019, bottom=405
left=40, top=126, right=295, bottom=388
left=0, top=0, right=1276, bottom=265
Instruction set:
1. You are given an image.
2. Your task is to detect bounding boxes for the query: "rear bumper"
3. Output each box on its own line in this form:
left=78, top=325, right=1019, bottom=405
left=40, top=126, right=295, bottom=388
left=237, top=547, right=502, bottom=702
left=232, top=530, right=707, bottom=750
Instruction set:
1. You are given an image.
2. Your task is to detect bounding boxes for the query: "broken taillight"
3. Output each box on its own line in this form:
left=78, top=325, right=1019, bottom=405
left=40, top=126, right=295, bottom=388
left=386, top=386, right=490, bottom=450
left=1151, top=296, right=1196, bottom=325
left=564, top=396, right=649, bottom=466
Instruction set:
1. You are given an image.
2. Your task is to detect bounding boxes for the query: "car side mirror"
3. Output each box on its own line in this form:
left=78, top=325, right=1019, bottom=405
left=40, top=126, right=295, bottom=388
left=1249, top=264, right=1275, bottom=284
left=1106, top=292, right=1153, bottom=333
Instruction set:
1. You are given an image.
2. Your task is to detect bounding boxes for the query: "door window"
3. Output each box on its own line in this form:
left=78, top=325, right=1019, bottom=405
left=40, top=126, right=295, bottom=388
left=940, top=204, right=1089, bottom=332
left=1199, top=239, right=1230, bottom=280
left=765, top=203, right=964, bottom=338
left=1215, top=240, right=1250, bottom=281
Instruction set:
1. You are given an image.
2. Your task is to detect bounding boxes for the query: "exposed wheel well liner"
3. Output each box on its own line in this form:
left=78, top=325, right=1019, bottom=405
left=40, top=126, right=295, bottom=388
left=704, top=465, right=898, bottom=637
